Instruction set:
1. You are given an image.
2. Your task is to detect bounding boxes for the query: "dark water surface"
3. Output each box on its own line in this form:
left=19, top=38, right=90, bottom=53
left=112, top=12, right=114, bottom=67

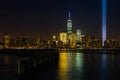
left=0, top=55, right=18, bottom=80
left=1, top=51, right=120, bottom=80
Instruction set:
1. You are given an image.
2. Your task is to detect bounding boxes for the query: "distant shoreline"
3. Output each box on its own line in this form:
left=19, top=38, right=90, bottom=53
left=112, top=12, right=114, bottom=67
left=58, top=48, right=120, bottom=54
left=0, top=48, right=119, bottom=54
left=0, top=48, right=120, bottom=51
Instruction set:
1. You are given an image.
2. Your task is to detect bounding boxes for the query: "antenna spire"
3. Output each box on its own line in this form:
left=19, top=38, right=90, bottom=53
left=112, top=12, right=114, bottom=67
left=68, top=11, right=71, bottom=19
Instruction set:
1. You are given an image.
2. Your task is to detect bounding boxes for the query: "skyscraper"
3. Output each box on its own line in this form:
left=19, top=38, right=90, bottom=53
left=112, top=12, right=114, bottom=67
left=76, top=29, right=81, bottom=42
left=59, top=32, right=67, bottom=44
left=67, top=11, right=72, bottom=42
left=76, top=29, right=84, bottom=42
left=3, top=33, right=10, bottom=48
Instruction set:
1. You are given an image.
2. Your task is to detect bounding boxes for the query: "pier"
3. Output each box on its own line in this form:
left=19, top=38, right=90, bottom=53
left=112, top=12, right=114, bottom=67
left=0, top=49, right=59, bottom=79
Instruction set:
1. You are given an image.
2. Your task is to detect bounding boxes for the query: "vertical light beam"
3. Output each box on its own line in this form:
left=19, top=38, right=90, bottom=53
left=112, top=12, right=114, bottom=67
left=102, top=0, right=107, bottom=46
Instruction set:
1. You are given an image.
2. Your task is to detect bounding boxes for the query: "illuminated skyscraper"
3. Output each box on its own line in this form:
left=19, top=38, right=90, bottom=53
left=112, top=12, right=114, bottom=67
left=76, top=29, right=81, bottom=42
left=59, top=32, right=67, bottom=44
left=53, top=35, right=56, bottom=41
left=3, top=33, right=10, bottom=48
left=67, top=11, right=72, bottom=41
left=71, top=33, right=76, bottom=48
left=76, top=29, right=84, bottom=42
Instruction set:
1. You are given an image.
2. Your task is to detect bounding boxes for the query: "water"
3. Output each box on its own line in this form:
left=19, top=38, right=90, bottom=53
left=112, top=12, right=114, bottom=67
left=0, top=55, right=18, bottom=79
left=22, top=50, right=120, bottom=80
left=0, top=55, right=29, bottom=80
left=0, top=51, right=120, bottom=80
left=57, top=51, right=120, bottom=80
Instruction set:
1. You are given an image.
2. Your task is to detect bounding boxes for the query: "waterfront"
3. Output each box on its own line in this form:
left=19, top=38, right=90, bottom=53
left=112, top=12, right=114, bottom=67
left=22, top=50, right=120, bottom=80
left=0, top=50, right=120, bottom=80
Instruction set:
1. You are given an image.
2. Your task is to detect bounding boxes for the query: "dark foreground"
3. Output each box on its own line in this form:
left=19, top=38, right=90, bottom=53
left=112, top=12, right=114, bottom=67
left=0, top=50, right=120, bottom=80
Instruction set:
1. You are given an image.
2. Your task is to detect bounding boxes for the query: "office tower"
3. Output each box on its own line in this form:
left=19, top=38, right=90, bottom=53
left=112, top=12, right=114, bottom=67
left=67, top=11, right=72, bottom=42
left=71, top=33, right=76, bottom=48
left=59, top=32, right=67, bottom=44
left=76, top=29, right=81, bottom=42
left=76, top=29, right=84, bottom=42
left=3, top=33, right=10, bottom=48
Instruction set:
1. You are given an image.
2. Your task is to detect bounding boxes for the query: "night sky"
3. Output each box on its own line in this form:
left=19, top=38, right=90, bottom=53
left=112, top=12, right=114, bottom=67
left=0, top=0, right=120, bottom=40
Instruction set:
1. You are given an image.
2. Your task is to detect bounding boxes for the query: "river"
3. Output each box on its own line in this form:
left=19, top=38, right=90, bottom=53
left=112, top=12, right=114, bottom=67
left=0, top=50, right=120, bottom=80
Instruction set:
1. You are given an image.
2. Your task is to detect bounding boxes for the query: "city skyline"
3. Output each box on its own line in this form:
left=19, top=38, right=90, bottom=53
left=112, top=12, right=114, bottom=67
left=0, top=0, right=120, bottom=41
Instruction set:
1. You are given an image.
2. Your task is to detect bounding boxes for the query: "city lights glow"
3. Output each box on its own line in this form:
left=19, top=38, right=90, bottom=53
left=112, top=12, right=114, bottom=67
left=102, top=0, right=107, bottom=46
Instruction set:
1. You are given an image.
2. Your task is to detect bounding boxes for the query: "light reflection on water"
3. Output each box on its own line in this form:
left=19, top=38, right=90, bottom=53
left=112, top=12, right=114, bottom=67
left=57, top=51, right=120, bottom=80
left=58, top=51, right=84, bottom=80
left=58, top=52, right=68, bottom=80
left=0, top=55, right=19, bottom=79
left=4, top=56, right=9, bottom=64
left=0, top=51, right=120, bottom=80
left=101, top=54, right=107, bottom=80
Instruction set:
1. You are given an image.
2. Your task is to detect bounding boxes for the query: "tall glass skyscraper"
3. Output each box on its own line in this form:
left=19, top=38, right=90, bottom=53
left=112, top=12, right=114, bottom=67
left=67, top=11, right=72, bottom=41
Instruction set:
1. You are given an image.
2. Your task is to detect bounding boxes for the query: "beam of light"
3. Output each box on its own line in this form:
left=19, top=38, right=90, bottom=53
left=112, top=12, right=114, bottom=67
left=102, top=0, right=107, bottom=46
left=69, top=11, right=71, bottom=19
